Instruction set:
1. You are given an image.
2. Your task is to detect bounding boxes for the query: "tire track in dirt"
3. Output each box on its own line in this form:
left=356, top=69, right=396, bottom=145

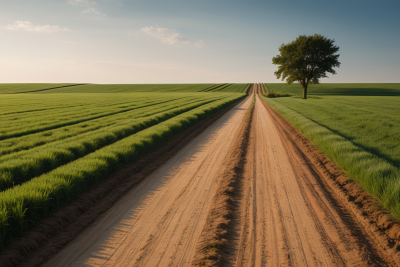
left=191, top=85, right=255, bottom=266
left=232, top=87, right=394, bottom=266
left=40, top=92, right=253, bottom=267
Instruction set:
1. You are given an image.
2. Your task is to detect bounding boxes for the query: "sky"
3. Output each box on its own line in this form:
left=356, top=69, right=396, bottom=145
left=0, top=0, right=399, bottom=83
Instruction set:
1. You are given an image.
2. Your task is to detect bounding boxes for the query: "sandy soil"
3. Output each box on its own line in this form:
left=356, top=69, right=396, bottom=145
left=232, top=91, right=395, bottom=266
left=192, top=87, right=255, bottom=266
left=42, top=95, right=253, bottom=267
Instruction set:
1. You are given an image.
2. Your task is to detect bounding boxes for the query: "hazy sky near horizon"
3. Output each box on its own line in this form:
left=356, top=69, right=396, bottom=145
left=1, top=0, right=399, bottom=83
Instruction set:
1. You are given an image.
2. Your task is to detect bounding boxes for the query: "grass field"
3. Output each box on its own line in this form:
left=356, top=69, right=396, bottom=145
left=264, top=83, right=400, bottom=96
left=0, top=83, right=82, bottom=94
left=0, top=86, right=247, bottom=248
left=261, top=93, right=400, bottom=219
left=0, top=83, right=250, bottom=94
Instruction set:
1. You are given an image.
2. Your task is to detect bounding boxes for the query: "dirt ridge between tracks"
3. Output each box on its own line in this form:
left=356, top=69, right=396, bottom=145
left=0, top=97, right=246, bottom=267
left=192, top=92, right=255, bottom=266
left=260, top=98, right=400, bottom=263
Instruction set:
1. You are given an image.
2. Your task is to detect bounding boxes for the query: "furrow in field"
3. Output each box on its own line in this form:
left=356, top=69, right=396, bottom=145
left=1, top=95, right=170, bottom=117
left=38, top=84, right=216, bottom=93
left=0, top=95, right=209, bottom=128
left=11, top=84, right=87, bottom=94
left=0, top=96, right=195, bottom=140
left=0, top=95, right=152, bottom=116
left=211, top=83, right=234, bottom=92
left=0, top=96, right=230, bottom=191
left=0, top=96, right=220, bottom=158
left=42, top=95, right=252, bottom=267
left=0, top=103, right=90, bottom=116
left=0, top=83, right=79, bottom=94
left=201, top=83, right=229, bottom=92
left=0, top=99, right=143, bottom=117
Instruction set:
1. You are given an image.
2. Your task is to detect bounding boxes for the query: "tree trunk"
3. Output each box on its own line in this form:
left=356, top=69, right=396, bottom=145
left=301, top=82, right=308, bottom=99
left=303, top=85, right=307, bottom=99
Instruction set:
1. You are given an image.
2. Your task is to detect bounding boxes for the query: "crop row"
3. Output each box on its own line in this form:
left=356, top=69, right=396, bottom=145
left=219, top=83, right=251, bottom=93
left=0, top=96, right=220, bottom=157
left=201, top=84, right=231, bottom=92
left=1, top=97, right=147, bottom=118
left=0, top=83, right=254, bottom=95
left=0, top=95, right=194, bottom=140
left=210, top=84, right=235, bottom=92
left=242, top=84, right=252, bottom=93
left=0, top=93, right=245, bottom=248
left=1, top=97, right=173, bottom=133
left=0, top=92, right=178, bottom=117
left=200, top=83, right=250, bottom=93
left=0, top=96, right=227, bottom=191
left=35, top=84, right=216, bottom=94
left=0, top=83, right=79, bottom=94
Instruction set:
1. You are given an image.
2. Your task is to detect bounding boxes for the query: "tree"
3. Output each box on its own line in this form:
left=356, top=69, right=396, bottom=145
left=272, top=34, right=340, bottom=99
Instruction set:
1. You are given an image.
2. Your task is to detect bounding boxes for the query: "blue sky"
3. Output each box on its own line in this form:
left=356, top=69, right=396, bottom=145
left=0, top=0, right=399, bottom=83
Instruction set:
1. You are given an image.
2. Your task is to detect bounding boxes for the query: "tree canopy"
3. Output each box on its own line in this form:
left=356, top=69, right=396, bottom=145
left=272, top=34, right=340, bottom=99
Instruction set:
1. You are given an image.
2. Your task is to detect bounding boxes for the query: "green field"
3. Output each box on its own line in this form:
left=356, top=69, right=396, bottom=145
left=264, top=83, right=400, bottom=96
left=0, top=83, right=82, bottom=94
left=261, top=92, right=400, bottom=219
left=0, top=85, right=247, bottom=248
left=0, top=83, right=250, bottom=94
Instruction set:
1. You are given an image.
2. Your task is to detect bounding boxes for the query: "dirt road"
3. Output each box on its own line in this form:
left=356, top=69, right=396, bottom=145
left=43, top=95, right=253, bottom=267
left=232, top=91, right=395, bottom=266
left=38, top=84, right=398, bottom=267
